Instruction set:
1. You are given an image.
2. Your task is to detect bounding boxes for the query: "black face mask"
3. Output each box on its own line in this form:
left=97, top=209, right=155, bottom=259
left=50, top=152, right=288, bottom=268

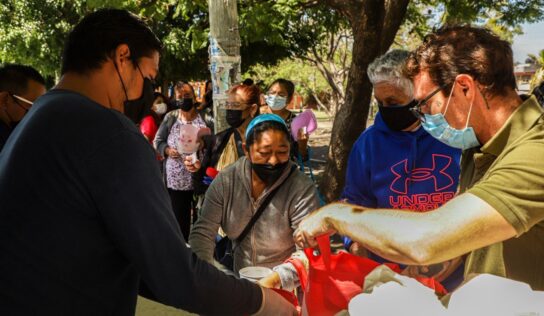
left=250, top=160, right=289, bottom=186
left=226, top=109, right=246, bottom=128
left=115, top=62, right=154, bottom=124
left=378, top=99, right=418, bottom=131
left=178, top=98, right=194, bottom=112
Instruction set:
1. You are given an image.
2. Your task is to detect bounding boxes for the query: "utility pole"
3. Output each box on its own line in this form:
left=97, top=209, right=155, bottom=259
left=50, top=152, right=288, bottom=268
left=208, top=0, right=241, bottom=134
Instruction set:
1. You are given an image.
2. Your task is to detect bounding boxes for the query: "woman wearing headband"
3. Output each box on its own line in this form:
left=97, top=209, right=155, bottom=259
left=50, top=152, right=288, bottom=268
left=189, top=114, right=320, bottom=289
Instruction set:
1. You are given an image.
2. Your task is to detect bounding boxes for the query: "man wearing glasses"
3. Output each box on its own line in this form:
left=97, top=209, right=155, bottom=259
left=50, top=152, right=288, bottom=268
left=0, top=64, right=46, bottom=150
left=295, top=25, right=544, bottom=291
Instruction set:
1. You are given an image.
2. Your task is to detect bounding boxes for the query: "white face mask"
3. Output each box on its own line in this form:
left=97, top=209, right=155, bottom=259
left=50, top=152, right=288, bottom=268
left=153, top=102, right=167, bottom=115
left=265, top=95, right=287, bottom=111
left=421, top=81, right=480, bottom=149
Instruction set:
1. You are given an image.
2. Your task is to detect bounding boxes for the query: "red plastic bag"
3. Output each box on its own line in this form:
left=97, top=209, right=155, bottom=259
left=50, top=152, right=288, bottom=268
left=288, top=235, right=447, bottom=315
left=288, top=235, right=400, bottom=316
left=415, top=276, right=448, bottom=296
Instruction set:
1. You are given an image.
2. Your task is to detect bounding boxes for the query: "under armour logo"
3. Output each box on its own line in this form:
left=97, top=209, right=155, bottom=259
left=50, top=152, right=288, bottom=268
left=390, top=154, right=454, bottom=194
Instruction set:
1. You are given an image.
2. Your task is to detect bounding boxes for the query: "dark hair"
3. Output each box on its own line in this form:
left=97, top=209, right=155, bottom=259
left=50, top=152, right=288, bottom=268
left=242, top=78, right=254, bottom=86
left=61, top=9, right=162, bottom=75
left=404, top=25, right=516, bottom=97
left=0, top=64, right=45, bottom=94
left=246, top=120, right=290, bottom=148
left=153, top=92, right=168, bottom=103
left=174, top=81, right=195, bottom=95
left=229, top=83, right=262, bottom=106
left=269, top=78, right=295, bottom=102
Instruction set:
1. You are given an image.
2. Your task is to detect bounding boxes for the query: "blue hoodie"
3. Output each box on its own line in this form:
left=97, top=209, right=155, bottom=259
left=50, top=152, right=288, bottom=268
left=341, top=112, right=462, bottom=290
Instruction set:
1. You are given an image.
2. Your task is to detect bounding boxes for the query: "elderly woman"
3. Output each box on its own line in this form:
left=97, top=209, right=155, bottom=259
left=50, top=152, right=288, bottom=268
left=343, top=50, right=464, bottom=291
left=261, top=50, right=464, bottom=292
left=189, top=114, right=320, bottom=289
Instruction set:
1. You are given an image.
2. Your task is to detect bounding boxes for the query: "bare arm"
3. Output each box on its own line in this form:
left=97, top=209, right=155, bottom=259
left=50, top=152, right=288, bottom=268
left=295, top=193, right=516, bottom=265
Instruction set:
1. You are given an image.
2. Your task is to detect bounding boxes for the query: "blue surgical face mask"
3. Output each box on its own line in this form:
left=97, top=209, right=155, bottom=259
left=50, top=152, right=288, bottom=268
left=421, top=82, right=480, bottom=150
left=265, top=94, right=287, bottom=110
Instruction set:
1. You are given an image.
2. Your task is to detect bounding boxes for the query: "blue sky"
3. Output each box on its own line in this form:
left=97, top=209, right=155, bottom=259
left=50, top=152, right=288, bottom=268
left=512, top=21, right=544, bottom=63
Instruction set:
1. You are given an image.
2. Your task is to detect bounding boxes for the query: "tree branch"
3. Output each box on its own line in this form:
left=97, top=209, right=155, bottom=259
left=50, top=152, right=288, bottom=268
left=380, top=0, right=410, bottom=52
left=319, top=0, right=357, bottom=19
left=307, top=46, right=345, bottom=101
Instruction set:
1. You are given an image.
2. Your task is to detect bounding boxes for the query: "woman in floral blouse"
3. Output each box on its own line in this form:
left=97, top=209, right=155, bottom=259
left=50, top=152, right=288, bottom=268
left=154, top=82, right=207, bottom=241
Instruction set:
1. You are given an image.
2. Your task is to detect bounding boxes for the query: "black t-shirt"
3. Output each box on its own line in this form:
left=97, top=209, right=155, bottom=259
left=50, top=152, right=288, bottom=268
left=0, top=120, right=12, bottom=152
left=0, top=90, right=261, bottom=315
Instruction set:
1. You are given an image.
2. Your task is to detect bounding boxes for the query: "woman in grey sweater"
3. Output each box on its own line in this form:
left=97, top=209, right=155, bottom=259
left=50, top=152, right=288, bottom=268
left=189, top=114, right=320, bottom=290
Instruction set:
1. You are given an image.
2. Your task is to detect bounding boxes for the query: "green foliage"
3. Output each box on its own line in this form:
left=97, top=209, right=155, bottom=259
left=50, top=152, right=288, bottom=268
left=244, top=58, right=329, bottom=96
left=0, top=0, right=339, bottom=84
left=0, top=0, right=89, bottom=78
left=1, top=0, right=542, bottom=87
left=393, top=0, right=541, bottom=49
left=529, top=49, right=544, bottom=89
left=440, top=0, right=544, bottom=26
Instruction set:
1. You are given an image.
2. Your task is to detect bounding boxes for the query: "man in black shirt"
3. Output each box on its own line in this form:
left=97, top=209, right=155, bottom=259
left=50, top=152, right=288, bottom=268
left=0, top=9, right=295, bottom=316
left=0, top=64, right=46, bottom=151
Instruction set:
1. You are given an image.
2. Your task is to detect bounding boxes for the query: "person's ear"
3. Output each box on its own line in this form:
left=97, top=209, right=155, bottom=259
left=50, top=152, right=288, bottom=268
left=113, top=44, right=132, bottom=73
left=455, top=74, right=476, bottom=99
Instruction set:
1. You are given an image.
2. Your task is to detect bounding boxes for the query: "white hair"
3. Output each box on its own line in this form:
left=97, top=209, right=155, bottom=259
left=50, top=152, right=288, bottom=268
left=367, top=49, right=414, bottom=98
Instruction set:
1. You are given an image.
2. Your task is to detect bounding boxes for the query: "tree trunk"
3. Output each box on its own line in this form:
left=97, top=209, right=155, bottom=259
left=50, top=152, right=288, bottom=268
left=320, top=0, right=410, bottom=201
left=208, top=0, right=241, bottom=134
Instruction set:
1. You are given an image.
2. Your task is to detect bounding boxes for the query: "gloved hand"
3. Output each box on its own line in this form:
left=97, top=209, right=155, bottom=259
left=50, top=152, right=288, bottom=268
left=252, top=287, right=298, bottom=316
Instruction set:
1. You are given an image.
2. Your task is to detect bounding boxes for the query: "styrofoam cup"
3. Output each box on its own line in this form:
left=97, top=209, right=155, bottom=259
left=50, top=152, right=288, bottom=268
left=239, top=266, right=273, bottom=283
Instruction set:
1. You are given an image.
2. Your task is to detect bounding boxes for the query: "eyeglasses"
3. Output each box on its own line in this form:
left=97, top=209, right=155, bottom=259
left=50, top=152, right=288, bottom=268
left=409, top=84, right=448, bottom=122
left=11, top=94, right=33, bottom=111
left=225, top=101, right=250, bottom=110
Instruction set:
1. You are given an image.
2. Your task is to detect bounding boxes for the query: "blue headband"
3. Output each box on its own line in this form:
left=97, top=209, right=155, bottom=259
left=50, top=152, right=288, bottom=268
left=245, top=114, right=288, bottom=139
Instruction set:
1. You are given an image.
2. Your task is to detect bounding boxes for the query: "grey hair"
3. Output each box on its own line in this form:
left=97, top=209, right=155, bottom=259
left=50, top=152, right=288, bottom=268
left=367, top=49, right=413, bottom=98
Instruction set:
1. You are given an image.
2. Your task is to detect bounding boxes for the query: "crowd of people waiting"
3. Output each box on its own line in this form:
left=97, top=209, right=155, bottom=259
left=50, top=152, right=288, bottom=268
left=2, top=7, right=544, bottom=316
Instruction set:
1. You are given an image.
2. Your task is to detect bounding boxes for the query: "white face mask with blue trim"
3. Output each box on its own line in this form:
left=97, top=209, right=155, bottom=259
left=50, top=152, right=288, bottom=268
left=265, top=94, right=287, bottom=110
left=421, top=81, right=480, bottom=150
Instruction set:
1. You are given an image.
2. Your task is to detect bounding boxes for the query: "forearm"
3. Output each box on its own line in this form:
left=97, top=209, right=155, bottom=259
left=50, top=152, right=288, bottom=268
left=189, top=179, right=225, bottom=263
left=322, top=195, right=516, bottom=265
left=188, top=220, right=219, bottom=263
left=325, top=204, right=439, bottom=265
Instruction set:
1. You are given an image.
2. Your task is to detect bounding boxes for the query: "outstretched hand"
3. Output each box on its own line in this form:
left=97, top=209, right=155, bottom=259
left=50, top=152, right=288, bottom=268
left=294, top=206, right=337, bottom=249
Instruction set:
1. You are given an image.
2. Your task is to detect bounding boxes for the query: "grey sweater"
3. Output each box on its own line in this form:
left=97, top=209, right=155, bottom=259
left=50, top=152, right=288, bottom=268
left=189, top=156, right=320, bottom=288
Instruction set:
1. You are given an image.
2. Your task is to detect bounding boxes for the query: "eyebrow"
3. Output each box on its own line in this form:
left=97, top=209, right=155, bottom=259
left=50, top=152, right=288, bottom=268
left=259, top=144, right=289, bottom=149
